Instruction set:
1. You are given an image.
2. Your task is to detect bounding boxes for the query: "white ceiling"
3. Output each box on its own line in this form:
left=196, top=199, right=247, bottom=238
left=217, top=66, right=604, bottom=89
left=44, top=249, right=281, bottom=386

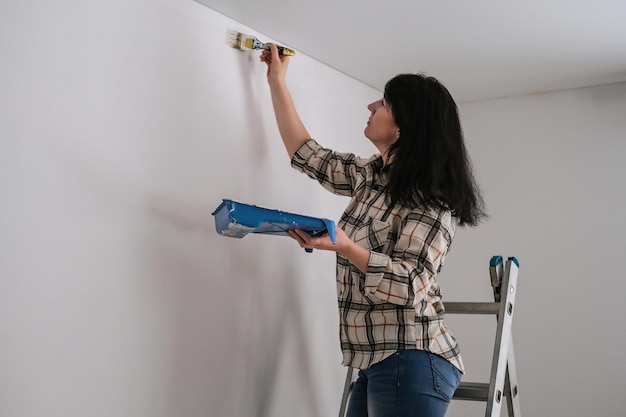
left=196, top=0, right=626, bottom=102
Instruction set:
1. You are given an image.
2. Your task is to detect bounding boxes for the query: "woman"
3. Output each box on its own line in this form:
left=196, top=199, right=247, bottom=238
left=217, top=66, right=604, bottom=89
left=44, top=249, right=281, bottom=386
left=260, top=44, right=486, bottom=417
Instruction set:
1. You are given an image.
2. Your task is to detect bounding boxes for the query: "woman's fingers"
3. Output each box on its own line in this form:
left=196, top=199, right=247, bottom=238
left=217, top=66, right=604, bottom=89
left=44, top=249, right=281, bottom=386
left=260, top=50, right=271, bottom=65
left=287, top=229, right=339, bottom=252
left=287, top=229, right=309, bottom=247
left=269, top=42, right=282, bottom=62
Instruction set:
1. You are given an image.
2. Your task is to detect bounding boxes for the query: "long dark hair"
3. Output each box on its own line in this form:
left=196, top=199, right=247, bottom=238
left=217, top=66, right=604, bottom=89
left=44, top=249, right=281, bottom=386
left=384, top=73, right=486, bottom=226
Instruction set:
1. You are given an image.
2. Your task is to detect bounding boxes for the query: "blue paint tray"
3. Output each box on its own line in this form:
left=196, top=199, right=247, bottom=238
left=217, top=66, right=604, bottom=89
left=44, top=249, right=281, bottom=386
left=211, top=199, right=336, bottom=248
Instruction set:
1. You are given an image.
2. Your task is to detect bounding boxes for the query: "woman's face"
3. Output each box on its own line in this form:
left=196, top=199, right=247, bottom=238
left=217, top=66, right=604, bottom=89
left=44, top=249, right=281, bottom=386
left=364, top=98, right=399, bottom=154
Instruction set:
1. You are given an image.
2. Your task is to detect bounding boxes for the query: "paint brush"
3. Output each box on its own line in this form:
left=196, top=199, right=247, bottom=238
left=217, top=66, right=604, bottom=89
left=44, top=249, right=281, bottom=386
left=225, top=29, right=296, bottom=56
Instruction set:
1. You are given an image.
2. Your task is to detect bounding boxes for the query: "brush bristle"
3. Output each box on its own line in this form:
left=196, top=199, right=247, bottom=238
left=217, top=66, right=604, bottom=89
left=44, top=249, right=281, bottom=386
left=225, top=29, right=243, bottom=49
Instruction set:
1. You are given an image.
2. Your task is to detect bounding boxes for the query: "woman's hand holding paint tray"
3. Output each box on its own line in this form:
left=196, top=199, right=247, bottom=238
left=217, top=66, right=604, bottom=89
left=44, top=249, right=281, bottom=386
left=211, top=199, right=335, bottom=253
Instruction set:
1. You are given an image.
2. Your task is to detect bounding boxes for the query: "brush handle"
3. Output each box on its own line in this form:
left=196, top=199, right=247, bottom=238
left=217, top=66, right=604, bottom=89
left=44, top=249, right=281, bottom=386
left=276, top=45, right=296, bottom=56
left=261, top=43, right=295, bottom=56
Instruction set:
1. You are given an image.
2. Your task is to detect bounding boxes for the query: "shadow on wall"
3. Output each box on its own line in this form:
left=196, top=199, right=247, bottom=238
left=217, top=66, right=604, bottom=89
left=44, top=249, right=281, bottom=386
left=235, top=49, right=269, bottom=170
left=144, top=196, right=323, bottom=416
left=135, top=45, right=321, bottom=414
left=35, top=58, right=323, bottom=415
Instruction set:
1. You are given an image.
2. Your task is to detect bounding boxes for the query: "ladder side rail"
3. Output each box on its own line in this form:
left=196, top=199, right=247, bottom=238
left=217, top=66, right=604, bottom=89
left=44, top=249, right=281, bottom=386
left=485, top=258, right=519, bottom=417
left=338, top=366, right=354, bottom=417
left=489, top=254, right=522, bottom=416
left=489, top=255, right=504, bottom=302
left=505, top=341, right=521, bottom=417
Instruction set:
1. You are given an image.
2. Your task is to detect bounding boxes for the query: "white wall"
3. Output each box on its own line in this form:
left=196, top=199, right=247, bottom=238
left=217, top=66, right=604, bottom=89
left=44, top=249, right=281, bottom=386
left=444, top=82, right=626, bottom=417
left=0, top=1, right=379, bottom=416
left=2, top=1, right=626, bottom=417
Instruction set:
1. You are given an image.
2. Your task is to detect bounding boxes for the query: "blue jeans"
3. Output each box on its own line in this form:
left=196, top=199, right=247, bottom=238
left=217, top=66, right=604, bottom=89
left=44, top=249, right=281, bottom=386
left=345, top=350, right=462, bottom=417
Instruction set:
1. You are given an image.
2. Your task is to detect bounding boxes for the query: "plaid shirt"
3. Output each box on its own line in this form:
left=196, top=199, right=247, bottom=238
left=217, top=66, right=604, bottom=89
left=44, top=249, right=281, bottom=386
left=292, top=140, right=464, bottom=372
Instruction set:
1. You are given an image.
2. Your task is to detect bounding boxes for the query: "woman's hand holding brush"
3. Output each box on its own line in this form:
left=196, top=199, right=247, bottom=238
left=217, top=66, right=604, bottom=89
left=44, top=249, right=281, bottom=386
left=260, top=43, right=289, bottom=87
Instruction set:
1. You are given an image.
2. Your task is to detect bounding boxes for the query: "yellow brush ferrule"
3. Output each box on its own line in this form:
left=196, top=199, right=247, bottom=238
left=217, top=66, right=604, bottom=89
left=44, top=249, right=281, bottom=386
left=243, top=37, right=255, bottom=49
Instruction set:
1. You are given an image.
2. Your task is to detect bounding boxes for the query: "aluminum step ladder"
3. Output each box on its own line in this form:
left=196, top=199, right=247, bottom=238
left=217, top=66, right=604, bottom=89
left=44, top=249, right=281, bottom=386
left=446, top=255, right=521, bottom=416
left=338, top=255, right=521, bottom=417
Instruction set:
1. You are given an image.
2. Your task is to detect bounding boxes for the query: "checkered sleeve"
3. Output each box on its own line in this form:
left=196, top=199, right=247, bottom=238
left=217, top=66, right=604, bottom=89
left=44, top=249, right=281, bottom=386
left=290, top=139, right=369, bottom=197
left=363, top=210, right=453, bottom=306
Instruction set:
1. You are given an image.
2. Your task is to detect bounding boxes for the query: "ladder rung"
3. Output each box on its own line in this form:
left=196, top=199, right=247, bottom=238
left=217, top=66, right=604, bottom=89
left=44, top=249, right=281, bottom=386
left=453, top=382, right=489, bottom=401
left=445, top=302, right=500, bottom=314
left=453, top=381, right=517, bottom=402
